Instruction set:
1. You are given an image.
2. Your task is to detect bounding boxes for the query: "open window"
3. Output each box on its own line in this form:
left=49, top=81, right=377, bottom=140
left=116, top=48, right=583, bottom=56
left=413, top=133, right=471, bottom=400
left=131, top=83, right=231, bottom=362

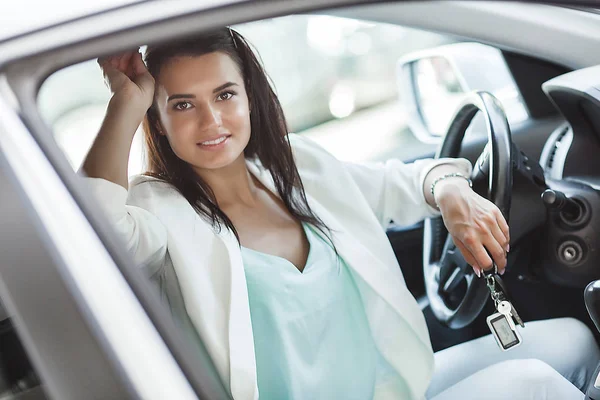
left=40, top=15, right=460, bottom=177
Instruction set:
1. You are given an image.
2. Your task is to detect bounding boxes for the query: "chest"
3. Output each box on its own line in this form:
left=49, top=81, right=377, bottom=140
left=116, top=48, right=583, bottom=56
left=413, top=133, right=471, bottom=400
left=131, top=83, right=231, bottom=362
left=223, top=191, right=310, bottom=272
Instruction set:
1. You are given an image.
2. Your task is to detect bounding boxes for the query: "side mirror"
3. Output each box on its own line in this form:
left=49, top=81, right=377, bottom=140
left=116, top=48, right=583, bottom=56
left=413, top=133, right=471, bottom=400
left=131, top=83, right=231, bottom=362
left=397, top=42, right=529, bottom=144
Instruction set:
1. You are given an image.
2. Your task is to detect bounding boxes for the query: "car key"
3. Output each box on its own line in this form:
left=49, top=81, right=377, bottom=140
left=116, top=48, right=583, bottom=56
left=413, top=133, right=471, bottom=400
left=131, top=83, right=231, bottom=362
left=497, top=301, right=517, bottom=330
left=483, top=264, right=525, bottom=351
left=487, top=300, right=523, bottom=351
left=484, top=262, right=525, bottom=328
left=493, top=273, right=525, bottom=328
left=509, top=302, right=525, bottom=328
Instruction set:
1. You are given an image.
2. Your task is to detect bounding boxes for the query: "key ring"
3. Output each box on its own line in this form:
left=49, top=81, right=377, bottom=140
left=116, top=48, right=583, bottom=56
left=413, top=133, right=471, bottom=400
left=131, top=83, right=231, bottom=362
left=484, top=263, right=502, bottom=305
left=482, top=262, right=498, bottom=278
left=486, top=275, right=496, bottom=292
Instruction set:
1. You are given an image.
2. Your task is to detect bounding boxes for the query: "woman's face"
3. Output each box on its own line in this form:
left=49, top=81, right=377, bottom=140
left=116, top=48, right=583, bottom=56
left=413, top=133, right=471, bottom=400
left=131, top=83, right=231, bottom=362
left=154, top=51, right=251, bottom=172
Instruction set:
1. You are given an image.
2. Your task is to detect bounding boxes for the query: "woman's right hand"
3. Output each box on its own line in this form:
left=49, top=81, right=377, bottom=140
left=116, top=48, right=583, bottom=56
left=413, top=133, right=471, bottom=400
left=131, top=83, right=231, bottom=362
left=98, top=50, right=155, bottom=114
left=82, top=51, right=155, bottom=188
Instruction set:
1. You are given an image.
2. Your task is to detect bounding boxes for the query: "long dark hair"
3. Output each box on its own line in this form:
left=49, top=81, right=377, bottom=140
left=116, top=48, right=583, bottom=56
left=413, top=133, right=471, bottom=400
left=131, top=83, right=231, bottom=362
left=142, top=28, right=335, bottom=245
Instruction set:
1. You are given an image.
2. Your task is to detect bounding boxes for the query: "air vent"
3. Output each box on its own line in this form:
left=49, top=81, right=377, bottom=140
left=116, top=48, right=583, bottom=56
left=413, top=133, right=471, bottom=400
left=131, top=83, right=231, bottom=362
left=547, top=126, right=570, bottom=170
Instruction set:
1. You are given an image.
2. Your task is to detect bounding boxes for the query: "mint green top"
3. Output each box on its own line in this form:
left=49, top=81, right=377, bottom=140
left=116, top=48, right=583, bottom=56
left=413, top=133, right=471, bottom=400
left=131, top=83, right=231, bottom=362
left=240, top=223, right=378, bottom=400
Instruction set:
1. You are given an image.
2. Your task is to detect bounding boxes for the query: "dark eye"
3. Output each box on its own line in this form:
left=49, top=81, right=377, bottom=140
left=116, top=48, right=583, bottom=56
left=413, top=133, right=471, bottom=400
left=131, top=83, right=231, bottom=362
left=217, top=91, right=235, bottom=101
left=174, top=101, right=193, bottom=111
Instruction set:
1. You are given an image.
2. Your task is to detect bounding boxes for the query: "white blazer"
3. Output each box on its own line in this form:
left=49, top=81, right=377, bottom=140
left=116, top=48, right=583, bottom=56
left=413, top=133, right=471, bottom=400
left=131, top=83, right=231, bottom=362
left=85, top=134, right=471, bottom=400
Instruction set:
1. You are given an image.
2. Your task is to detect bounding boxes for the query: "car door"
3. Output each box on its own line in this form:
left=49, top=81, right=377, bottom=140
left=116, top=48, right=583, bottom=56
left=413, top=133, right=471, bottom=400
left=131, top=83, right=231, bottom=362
left=0, top=1, right=250, bottom=399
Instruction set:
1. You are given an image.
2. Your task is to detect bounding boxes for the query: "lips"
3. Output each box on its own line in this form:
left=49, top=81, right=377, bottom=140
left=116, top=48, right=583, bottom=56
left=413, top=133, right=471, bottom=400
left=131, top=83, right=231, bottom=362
left=197, top=134, right=231, bottom=146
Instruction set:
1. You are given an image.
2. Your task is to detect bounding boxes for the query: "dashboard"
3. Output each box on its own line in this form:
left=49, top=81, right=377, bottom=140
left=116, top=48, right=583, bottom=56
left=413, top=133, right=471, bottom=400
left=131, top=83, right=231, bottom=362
left=539, top=65, right=600, bottom=181
left=533, top=65, right=600, bottom=287
left=540, top=124, right=572, bottom=180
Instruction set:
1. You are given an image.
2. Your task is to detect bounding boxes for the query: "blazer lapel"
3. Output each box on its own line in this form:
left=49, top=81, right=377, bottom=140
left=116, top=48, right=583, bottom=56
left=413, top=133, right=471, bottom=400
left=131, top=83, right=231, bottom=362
left=301, top=194, right=434, bottom=398
left=158, top=187, right=258, bottom=400
left=215, top=227, right=259, bottom=400
left=304, top=195, right=431, bottom=345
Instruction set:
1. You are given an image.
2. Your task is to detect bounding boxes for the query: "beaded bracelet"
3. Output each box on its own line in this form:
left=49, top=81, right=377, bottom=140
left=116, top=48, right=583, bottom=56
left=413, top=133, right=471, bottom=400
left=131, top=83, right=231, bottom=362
left=430, top=172, right=473, bottom=202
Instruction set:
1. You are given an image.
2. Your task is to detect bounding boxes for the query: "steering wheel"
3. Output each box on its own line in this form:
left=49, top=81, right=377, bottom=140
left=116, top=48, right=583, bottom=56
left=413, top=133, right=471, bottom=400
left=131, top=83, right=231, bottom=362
left=423, top=91, right=513, bottom=329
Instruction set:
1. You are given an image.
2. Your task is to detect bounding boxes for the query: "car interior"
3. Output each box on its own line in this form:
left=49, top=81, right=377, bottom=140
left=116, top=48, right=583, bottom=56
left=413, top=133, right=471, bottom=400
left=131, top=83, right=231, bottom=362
left=2, top=1, right=600, bottom=399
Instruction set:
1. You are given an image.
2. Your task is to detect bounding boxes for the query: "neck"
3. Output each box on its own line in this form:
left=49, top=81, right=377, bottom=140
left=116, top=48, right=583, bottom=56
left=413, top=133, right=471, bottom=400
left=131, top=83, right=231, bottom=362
left=193, top=155, right=259, bottom=208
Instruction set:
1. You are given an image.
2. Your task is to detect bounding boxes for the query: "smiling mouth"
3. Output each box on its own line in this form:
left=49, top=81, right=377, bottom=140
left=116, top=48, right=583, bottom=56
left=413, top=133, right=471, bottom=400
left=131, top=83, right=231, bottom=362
left=198, top=135, right=231, bottom=146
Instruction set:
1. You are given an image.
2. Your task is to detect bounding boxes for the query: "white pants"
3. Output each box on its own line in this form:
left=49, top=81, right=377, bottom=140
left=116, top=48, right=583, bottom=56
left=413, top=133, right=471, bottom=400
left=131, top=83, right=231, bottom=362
left=428, top=318, right=600, bottom=400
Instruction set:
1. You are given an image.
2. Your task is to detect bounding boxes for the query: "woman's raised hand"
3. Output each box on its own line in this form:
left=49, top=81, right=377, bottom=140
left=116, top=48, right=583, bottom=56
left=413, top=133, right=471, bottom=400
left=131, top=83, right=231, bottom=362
left=82, top=51, right=155, bottom=189
left=98, top=50, right=155, bottom=114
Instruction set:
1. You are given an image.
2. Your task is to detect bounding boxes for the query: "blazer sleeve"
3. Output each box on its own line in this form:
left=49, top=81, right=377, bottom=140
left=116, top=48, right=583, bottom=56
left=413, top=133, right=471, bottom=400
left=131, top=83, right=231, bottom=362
left=344, top=157, right=473, bottom=227
left=82, top=177, right=168, bottom=276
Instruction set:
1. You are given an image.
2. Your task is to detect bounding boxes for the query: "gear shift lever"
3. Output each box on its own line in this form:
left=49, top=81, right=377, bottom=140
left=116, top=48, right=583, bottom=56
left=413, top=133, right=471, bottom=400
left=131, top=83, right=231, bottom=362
left=585, top=281, right=600, bottom=333
left=584, top=280, right=600, bottom=399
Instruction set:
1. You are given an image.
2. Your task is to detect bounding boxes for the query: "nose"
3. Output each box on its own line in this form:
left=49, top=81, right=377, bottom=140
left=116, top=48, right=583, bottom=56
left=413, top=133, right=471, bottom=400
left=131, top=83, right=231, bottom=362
left=197, top=103, right=221, bottom=131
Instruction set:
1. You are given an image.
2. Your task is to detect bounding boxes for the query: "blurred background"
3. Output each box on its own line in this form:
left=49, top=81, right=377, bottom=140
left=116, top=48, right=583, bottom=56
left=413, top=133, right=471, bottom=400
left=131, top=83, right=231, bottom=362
left=38, top=15, right=459, bottom=175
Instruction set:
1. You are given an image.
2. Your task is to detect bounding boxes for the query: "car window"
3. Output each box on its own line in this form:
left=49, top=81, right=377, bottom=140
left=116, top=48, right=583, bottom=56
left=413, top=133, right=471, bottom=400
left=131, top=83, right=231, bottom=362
left=39, top=15, right=459, bottom=172
left=235, top=16, right=454, bottom=160
left=38, top=15, right=532, bottom=171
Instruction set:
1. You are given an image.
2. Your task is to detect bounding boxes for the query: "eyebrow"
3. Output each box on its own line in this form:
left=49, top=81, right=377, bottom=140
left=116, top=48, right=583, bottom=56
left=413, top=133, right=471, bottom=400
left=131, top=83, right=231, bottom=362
left=167, top=82, right=239, bottom=102
left=213, top=82, right=238, bottom=93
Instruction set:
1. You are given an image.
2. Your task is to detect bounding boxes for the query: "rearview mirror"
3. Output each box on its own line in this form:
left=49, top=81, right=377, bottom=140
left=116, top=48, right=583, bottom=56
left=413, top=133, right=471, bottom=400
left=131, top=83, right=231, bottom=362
left=397, top=42, right=529, bottom=143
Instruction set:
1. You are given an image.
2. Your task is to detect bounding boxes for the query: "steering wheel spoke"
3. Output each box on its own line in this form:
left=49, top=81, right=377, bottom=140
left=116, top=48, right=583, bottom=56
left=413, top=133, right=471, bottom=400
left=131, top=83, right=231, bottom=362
left=438, top=237, right=471, bottom=295
left=440, top=267, right=463, bottom=293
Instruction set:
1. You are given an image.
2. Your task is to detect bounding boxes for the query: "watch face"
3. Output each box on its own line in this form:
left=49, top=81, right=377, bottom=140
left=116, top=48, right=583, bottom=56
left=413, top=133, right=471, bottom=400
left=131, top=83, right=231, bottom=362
left=488, top=314, right=521, bottom=350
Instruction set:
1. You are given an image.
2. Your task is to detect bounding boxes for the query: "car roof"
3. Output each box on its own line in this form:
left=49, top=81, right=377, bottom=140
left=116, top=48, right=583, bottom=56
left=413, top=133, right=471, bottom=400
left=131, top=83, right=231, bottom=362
left=330, top=2, right=600, bottom=69
left=0, top=0, right=240, bottom=42
left=0, top=0, right=143, bottom=41
left=2, top=1, right=600, bottom=72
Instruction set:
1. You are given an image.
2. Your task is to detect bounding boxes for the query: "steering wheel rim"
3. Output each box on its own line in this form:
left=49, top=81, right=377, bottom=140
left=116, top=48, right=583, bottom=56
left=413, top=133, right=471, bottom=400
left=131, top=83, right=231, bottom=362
left=423, top=91, right=513, bottom=329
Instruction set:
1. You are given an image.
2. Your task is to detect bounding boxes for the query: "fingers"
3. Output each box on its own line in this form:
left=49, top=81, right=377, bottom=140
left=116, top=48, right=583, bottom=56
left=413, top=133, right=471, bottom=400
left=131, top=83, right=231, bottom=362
left=102, top=66, right=127, bottom=92
left=118, top=52, right=133, bottom=74
left=495, top=209, right=510, bottom=250
left=131, top=52, right=155, bottom=96
left=97, top=56, right=112, bottom=72
left=98, top=50, right=153, bottom=92
left=98, top=50, right=138, bottom=74
left=454, top=240, right=482, bottom=277
left=132, top=52, right=147, bottom=75
left=464, top=238, right=505, bottom=275
left=482, top=233, right=507, bottom=272
left=457, top=222, right=507, bottom=275
left=489, top=215, right=509, bottom=254
left=98, top=55, right=123, bottom=81
left=108, top=54, right=122, bottom=70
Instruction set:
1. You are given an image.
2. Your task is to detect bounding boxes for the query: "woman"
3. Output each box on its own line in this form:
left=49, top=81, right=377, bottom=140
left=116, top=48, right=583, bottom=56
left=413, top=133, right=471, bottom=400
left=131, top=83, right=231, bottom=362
left=82, top=28, right=598, bottom=399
